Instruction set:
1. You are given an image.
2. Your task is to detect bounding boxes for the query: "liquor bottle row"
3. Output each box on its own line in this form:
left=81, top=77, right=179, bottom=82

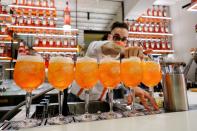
left=129, top=21, right=169, bottom=33
left=146, top=5, right=168, bottom=17
left=34, top=37, right=77, bottom=48
left=127, top=39, right=172, bottom=50
left=12, top=0, right=55, bottom=8
left=0, top=1, right=8, bottom=14
left=11, top=12, right=56, bottom=27
left=0, top=43, right=11, bottom=57
left=0, top=23, right=10, bottom=35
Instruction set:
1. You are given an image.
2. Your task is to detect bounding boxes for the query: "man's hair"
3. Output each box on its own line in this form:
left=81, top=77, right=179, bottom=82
left=111, top=21, right=129, bottom=31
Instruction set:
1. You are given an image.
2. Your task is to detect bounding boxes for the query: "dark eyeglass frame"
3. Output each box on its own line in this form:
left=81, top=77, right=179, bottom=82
left=112, top=34, right=128, bottom=42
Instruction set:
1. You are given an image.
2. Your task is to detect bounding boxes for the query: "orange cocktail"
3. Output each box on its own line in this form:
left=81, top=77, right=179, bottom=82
left=99, top=58, right=120, bottom=89
left=13, top=55, right=45, bottom=93
left=48, top=57, right=74, bottom=91
left=121, top=57, right=142, bottom=87
left=142, top=61, right=161, bottom=88
left=75, top=57, right=98, bottom=90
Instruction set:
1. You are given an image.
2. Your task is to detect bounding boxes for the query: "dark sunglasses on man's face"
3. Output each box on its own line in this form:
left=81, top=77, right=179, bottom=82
left=113, top=34, right=128, bottom=42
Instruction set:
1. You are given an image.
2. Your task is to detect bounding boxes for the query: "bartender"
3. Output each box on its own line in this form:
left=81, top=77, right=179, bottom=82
left=69, top=22, right=159, bottom=111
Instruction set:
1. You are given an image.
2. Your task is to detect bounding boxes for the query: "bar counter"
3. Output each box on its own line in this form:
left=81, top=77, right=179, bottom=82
left=20, top=110, right=197, bottom=131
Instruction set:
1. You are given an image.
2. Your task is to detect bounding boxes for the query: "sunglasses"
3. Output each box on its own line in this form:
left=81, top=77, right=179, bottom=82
left=113, top=34, right=128, bottom=42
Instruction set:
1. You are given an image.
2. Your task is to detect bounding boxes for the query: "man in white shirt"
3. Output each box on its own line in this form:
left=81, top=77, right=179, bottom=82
left=69, top=22, right=158, bottom=111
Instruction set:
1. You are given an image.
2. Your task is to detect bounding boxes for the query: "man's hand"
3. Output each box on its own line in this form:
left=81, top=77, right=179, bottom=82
left=123, top=46, right=144, bottom=59
left=134, top=87, right=159, bottom=111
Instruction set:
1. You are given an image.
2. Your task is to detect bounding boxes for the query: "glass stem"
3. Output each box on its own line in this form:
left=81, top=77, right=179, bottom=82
left=129, top=88, right=135, bottom=112
left=149, top=87, right=154, bottom=97
left=26, top=92, right=32, bottom=119
left=108, top=89, right=113, bottom=113
left=85, top=90, right=89, bottom=114
left=58, top=90, right=64, bottom=116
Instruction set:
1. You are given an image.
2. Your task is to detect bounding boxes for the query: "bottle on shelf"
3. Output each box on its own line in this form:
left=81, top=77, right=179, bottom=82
left=0, top=21, right=7, bottom=35
left=0, top=0, right=2, bottom=14
left=42, top=13, right=48, bottom=27
left=34, top=37, right=39, bottom=47
left=137, top=22, right=142, bottom=32
left=159, top=23, right=165, bottom=33
left=148, top=22, right=153, bottom=32
left=34, top=10, right=41, bottom=26
left=35, top=0, right=41, bottom=7
left=150, top=40, right=155, bottom=49
left=143, top=22, right=149, bottom=32
left=164, top=22, right=169, bottom=33
left=26, top=0, right=32, bottom=6
left=131, top=20, right=137, bottom=32
left=18, top=0, right=25, bottom=5
left=157, top=5, right=163, bottom=17
left=161, top=39, right=167, bottom=49
left=163, top=6, right=167, bottom=17
left=12, top=10, right=17, bottom=25
left=41, top=0, right=48, bottom=7
left=42, top=37, right=47, bottom=47
left=0, top=43, right=5, bottom=57
left=26, top=11, right=32, bottom=26
left=49, top=14, right=55, bottom=27
left=152, top=5, right=157, bottom=16
left=64, top=1, right=71, bottom=25
left=18, top=13, right=24, bottom=26
left=147, top=8, right=152, bottom=16
left=167, top=41, right=172, bottom=49
left=49, top=37, right=54, bottom=47
left=63, top=38, right=68, bottom=48
left=70, top=38, right=76, bottom=48
left=56, top=38, right=61, bottom=47
left=12, top=0, right=18, bottom=4
left=2, top=5, right=7, bottom=14
left=154, top=22, right=159, bottom=33
left=49, top=0, right=55, bottom=8
left=18, top=40, right=26, bottom=56
left=145, top=40, right=150, bottom=49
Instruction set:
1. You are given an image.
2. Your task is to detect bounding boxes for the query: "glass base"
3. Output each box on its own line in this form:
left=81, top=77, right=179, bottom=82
left=74, top=113, right=99, bottom=122
left=10, top=119, right=41, bottom=130
left=123, top=111, right=144, bottom=117
left=47, top=116, right=73, bottom=125
left=99, top=112, right=122, bottom=120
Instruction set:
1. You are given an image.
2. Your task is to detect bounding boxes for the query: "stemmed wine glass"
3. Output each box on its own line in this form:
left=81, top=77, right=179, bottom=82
left=47, top=56, right=74, bottom=125
left=120, top=57, right=142, bottom=117
left=142, top=60, right=161, bottom=112
left=11, top=55, right=45, bottom=129
left=75, top=56, right=99, bottom=122
left=99, top=57, right=122, bottom=119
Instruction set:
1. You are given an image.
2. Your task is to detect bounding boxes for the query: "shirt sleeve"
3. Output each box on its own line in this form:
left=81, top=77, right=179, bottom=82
left=86, top=41, right=108, bottom=59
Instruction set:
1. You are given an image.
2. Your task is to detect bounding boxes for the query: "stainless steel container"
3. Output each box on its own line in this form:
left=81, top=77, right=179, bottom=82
left=162, top=73, right=188, bottom=112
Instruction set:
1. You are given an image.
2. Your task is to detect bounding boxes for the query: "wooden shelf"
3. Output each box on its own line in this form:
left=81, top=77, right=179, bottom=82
left=16, top=33, right=77, bottom=38
left=141, top=16, right=172, bottom=20
left=152, top=50, right=174, bottom=54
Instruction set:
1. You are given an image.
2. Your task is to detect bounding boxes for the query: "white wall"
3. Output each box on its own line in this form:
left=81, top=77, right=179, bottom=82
left=170, top=0, right=197, bottom=81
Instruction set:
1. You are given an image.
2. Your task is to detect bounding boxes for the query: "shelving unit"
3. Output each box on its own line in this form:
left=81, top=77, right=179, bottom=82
left=126, top=5, right=173, bottom=55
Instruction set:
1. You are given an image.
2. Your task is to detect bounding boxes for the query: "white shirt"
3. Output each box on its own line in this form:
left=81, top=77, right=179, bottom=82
left=70, top=41, right=108, bottom=101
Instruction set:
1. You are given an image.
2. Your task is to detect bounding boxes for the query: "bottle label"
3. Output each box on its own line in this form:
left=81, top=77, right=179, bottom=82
left=138, top=26, right=142, bottom=32
left=165, top=27, right=169, bottom=33
left=149, top=27, right=153, bottom=32
left=1, top=27, right=5, bottom=32
left=64, top=40, right=68, bottom=46
left=19, top=18, right=23, bottom=24
left=0, top=48, right=4, bottom=54
left=70, top=40, right=75, bottom=46
left=49, top=20, right=54, bottom=26
left=161, top=27, right=164, bottom=32
left=162, top=43, right=166, bottom=48
left=49, top=40, right=53, bottom=45
left=35, top=1, right=40, bottom=6
left=146, top=43, right=149, bottom=48
left=42, top=20, right=46, bottom=25
left=43, top=40, right=46, bottom=45
left=27, top=19, right=31, bottom=25
left=144, top=26, right=148, bottom=32
left=133, top=26, right=136, bottom=31
left=43, top=1, right=47, bottom=6
left=12, top=17, right=16, bottom=24
left=35, top=19, right=39, bottom=25
left=35, top=39, right=39, bottom=45
left=163, top=11, right=167, bottom=17
left=56, top=41, right=60, bottom=46
left=158, top=11, right=162, bottom=17
left=155, top=27, right=159, bottom=32
left=167, top=43, right=171, bottom=49
left=151, top=42, right=155, bottom=48
left=156, top=43, right=160, bottom=48
left=147, top=10, right=151, bottom=16
left=154, top=11, right=157, bottom=16
left=28, top=0, right=32, bottom=5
